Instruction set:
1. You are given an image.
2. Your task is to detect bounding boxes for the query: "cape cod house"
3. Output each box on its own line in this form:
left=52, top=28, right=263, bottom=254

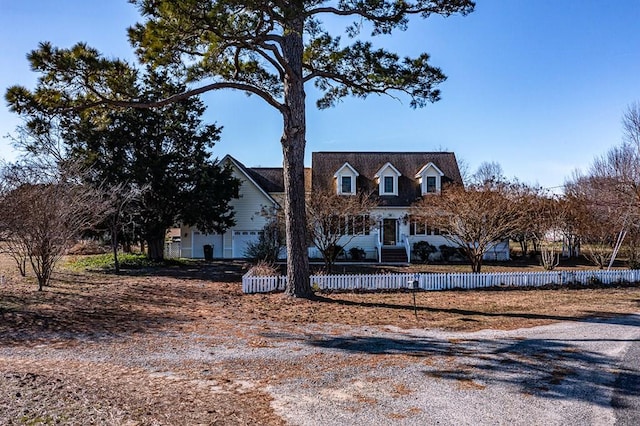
left=179, top=152, right=510, bottom=262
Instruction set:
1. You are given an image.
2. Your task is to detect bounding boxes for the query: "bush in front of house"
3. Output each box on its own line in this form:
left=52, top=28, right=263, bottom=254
left=439, top=245, right=463, bottom=262
left=244, top=220, right=282, bottom=263
left=348, top=246, right=366, bottom=261
left=413, top=241, right=436, bottom=263
left=327, top=244, right=345, bottom=262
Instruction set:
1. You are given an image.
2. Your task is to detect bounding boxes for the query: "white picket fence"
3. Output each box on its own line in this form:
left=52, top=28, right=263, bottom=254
left=242, top=269, right=640, bottom=294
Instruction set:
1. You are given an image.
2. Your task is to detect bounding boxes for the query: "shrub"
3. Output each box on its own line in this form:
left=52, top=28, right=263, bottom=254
left=413, top=241, right=436, bottom=263
left=244, top=220, right=282, bottom=263
left=348, top=246, right=366, bottom=261
left=247, top=261, right=279, bottom=277
left=67, top=239, right=109, bottom=255
left=68, top=253, right=153, bottom=270
left=326, top=244, right=345, bottom=262
left=439, top=245, right=462, bottom=262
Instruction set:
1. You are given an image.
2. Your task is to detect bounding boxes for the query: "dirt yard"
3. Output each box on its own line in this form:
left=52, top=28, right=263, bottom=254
left=2, top=257, right=640, bottom=424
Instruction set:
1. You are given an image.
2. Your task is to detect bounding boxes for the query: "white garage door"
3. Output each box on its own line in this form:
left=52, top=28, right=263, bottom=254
left=233, top=230, right=262, bottom=258
left=192, top=231, right=223, bottom=258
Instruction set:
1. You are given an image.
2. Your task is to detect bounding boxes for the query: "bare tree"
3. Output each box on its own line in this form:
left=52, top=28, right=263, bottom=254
left=529, top=194, right=564, bottom=270
left=623, top=102, right=640, bottom=147
left=0, top=171, right=29, bottom=277
left=102, top=183, right=146, bottom=273
left=307, top=191, right=377, bottom=273
left=0, top=162, right=106, bottom=290
left=510, top=184, right=546, bottom=257
left=471, top=161, right=506, bottom=186
left=411, top=182, right=523, bottom=273
left=569, top=103, right=640, bottom=267
left=564, top=174, right=623, bottom=268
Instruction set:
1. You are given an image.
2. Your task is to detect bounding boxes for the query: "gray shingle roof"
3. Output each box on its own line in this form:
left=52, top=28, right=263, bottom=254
left=311, top=152, right=463, bottom=206
left=245, top=167, right=312, bottom=193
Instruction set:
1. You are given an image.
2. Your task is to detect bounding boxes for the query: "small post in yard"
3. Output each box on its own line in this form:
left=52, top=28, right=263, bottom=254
left=408, top=274, right=420, bottom=320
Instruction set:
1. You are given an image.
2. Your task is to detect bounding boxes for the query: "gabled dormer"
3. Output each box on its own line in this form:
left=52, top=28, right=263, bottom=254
left=415, top=162, right=444, bottom=195
left=375, top=162, right=402, bottom=196
left=333, top=162, right=359, bottom=195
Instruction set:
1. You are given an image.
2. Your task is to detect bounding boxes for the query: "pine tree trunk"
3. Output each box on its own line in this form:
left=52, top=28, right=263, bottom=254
left=281, top=13, right=312, bottom=298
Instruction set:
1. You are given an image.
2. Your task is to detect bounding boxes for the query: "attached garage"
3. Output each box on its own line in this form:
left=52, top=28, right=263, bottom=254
left=191, top=231, right=223, bottom=259
left=232, top=230, right=262, bottom=258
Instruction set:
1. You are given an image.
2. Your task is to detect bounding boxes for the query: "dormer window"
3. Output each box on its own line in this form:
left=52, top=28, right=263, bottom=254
left=426, top=176, right=437, bottom=193
left=383, top=176, right=394, bottom=193
left=341, top=176, right=353, bottom=194
left=334, top=162, right=359, bottom=195
left=375, top=162, right=401, bottom=196
left=415, top=162, right=444, bottom=195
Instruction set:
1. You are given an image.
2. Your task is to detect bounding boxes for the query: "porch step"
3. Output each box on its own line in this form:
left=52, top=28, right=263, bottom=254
left=380, top=247, right=408, bottom=263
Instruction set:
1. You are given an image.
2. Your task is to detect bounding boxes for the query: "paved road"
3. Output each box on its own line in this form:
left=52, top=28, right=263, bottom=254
left=613, top=337, right=640, bottom=425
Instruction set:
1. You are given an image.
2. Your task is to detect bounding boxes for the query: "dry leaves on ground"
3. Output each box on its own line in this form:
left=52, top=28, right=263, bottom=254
left=2, top=258, right=640, bottom=424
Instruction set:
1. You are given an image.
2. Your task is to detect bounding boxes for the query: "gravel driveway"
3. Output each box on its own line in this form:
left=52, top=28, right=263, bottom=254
left=264, top=315, right=640, bottom=425
left=2, top=313, right=639, bottom=425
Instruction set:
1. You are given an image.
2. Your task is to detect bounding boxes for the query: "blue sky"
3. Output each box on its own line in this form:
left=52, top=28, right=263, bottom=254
left=1, top=1, right=639, bottom=190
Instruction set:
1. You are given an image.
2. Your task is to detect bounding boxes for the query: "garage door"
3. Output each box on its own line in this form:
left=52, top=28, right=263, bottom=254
left=233, top=230, right=262, bottom=258
left=192, top=231, right=223, bottom=258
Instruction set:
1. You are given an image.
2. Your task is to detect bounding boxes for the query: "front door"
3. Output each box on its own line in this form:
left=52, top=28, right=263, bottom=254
left=382, top=219, right=397, bottom=245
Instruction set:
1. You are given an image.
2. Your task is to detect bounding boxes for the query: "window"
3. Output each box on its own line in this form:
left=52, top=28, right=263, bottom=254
left=334, top=163, right=359, bottom=195
left=426, top=176, right=437, bottom=193
left=338, top=215, right=371, bottom=235
left=341, top=176, right=353, bottom=194
left=353, top=215, right=371, bottom=235
left=375, top=162, right=401, bottom=196
left=383, top=176, right=394, bottom=194
left=415, top=163, right=444, bottom=195
left=409, top=220, right=427, bottom=236
left=409, top=220, right=438, bottom=236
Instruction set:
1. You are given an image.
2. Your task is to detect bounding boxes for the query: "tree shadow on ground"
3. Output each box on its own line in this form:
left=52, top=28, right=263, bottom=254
left=0, top=273, right=220, bottom=346
left=79, top=260, right=248, bottom=282
left=299, top=326, right=640, bottom=407
left=311, top=294, right=640, bottom=328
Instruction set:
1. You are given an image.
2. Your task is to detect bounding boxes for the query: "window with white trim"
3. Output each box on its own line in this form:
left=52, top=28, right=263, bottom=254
left=426, top=176, right=437, bottom=193
left=343, top=215, right=371, bottom=235
left=409, top=220, right=440, bottom=236
left=331, top=215, right=371, bottom=236
left=341, top=176, right=353, bottom=194
left=415, top=162, right=444, bottom=195
left=375, top=162, right=401, bottom=196
left=334, top=162, right=359, bottom=195
left=383, top=176, right=394, bottom=194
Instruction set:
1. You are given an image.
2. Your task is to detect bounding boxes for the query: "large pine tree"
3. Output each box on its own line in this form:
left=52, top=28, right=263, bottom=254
left=6, top=0, right=474, bottom=296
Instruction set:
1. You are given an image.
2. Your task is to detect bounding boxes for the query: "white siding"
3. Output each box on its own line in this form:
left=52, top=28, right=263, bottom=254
left=179, top=225, right=192, bottom=257
left=181, top=162, right=278, bottom=259
left=227, top=163, right=275, bottom=232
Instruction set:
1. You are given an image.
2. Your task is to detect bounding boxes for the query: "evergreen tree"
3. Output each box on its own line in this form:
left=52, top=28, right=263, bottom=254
left=8, top=70, right=239, bottom=261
